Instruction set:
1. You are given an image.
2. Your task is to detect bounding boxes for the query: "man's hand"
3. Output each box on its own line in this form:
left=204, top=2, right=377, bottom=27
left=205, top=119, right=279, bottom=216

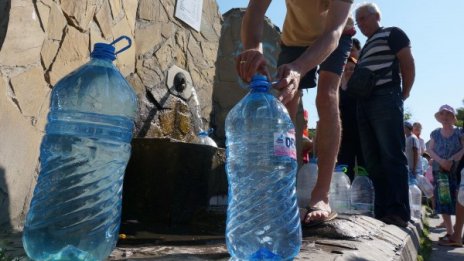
left=274, top=63, right=302, bottom=105
left=235, top=49, right=270, bottom=83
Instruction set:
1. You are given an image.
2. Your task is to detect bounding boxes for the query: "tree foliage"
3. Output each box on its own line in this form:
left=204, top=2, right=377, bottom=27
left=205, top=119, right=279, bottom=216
left=404, top=107, right=412, bottom=121
left=456, top=99, right=464, bottom=127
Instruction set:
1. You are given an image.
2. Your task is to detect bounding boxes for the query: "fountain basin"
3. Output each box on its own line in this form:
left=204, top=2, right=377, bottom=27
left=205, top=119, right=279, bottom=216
left=121, top=138, right=227, bottom=236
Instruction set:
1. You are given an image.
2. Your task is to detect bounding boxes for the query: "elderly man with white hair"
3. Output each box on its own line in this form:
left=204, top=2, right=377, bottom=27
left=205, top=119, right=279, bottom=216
left=353, top=2, right=416, bottom=227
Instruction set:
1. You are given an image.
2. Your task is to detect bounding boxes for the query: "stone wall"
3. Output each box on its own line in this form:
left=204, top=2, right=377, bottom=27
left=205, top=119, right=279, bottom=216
left=211, top=9, right=281, bottom=146
left=0, top=0, right=222, bottom=231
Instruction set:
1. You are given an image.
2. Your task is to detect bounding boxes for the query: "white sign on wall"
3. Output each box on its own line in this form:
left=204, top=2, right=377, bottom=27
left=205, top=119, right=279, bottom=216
left=175, top=0, right=203, bottom=32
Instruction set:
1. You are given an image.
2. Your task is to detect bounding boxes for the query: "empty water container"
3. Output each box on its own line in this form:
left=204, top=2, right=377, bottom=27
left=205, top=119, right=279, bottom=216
left=296, top=158, right=318, bottom=208
left=225, top=74, right=301, bottom=260
left=409, top=180, right=422, bottom=221
left=22, top=36, right=137, bottom=261
left=198, top=128, right=217, bottom=147
left=350, top=166, right=374, bottom=216
left=416, top=174, right=433, bottom=199
left=329, top=165, right=351, bottom=214
left=458, top=169, right=464, bottom=206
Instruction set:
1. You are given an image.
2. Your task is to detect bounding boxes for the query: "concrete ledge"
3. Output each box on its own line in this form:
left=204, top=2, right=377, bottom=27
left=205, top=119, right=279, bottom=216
left=0, top=215, right=420, bottom=260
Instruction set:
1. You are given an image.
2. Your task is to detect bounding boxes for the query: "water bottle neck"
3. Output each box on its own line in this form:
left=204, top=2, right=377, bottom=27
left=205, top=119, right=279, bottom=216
left=249, top=74, right=270, bottom=93
left=91, top=43, right=116, bottom=61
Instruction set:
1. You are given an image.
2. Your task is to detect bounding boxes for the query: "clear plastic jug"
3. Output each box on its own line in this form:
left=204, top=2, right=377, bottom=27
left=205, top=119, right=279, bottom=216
left=225, top=74, right=301, bottom=260
left=22, top=36, right=137, bottom=261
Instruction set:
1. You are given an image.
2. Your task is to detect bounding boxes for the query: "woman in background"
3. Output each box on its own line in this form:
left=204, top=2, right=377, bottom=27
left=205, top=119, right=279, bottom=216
left=427, top=104, right=464, bottom=246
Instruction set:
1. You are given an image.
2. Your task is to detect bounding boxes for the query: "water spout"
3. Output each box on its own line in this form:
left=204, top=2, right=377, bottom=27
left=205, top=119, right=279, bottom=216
left=188, top=87, right=204, bottom=134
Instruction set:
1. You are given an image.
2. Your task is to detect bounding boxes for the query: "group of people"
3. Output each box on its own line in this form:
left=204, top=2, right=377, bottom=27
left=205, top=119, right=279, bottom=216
left=404, top=109, right=464, bottom=247
left=234, top=0, right=464, bottom=246
left=426, top=106, right=464, bottom=246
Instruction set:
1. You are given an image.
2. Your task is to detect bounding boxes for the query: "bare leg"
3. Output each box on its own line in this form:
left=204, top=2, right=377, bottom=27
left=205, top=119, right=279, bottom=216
left=305, top=71, right=341, bottom=221
left=449, top=202, right=464, bottom=243
left=442, top=214, right=454, bottom=236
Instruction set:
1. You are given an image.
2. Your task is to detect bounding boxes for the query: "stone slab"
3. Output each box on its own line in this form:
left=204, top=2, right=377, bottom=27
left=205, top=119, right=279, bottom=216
left=0, top=0, right=44, bottom=67
left=0, top=215, right=420, bottom=261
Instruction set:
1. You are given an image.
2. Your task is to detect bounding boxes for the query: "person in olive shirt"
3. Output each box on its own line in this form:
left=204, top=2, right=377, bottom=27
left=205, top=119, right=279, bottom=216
left=236, top=0, right=353, bottom=226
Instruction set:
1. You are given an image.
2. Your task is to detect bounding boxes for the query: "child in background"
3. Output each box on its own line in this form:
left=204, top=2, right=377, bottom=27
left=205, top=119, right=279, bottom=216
left=423, top=152, right=438, bottom=218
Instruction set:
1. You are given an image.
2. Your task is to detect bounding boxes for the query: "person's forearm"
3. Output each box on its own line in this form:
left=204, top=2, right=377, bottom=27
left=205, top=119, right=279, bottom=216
left=427, top=147, right=442, bottom=163
left=401, top=62, right=415, bottom=97
left=241, top=0, right=271, bottom=51
left=451, top=147, right=464, bottom=162
left=398, top=47, right=415, bottom=99
left=412, top=149, right=418, bottom=172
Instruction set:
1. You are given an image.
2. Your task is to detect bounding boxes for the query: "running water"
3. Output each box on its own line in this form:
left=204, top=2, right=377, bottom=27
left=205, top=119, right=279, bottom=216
left=188, top=87, right=204, bottom=134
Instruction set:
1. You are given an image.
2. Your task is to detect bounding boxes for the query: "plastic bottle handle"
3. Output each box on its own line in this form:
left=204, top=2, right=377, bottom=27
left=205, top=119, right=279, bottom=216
left=111, top=36, right=132, bottom=55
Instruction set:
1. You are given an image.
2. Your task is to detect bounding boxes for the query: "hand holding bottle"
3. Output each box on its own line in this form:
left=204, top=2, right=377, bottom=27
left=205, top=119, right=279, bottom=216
left=236, top=48, right=270, bottom=83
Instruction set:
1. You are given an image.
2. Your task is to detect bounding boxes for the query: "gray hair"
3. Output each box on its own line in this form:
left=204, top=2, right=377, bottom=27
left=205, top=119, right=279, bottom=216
left=355, top=3, right=381, bottom=19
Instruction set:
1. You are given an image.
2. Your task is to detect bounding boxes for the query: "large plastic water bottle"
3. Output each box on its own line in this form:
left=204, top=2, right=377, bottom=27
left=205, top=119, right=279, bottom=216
left=198, top=128, right=218, bottom=147
left=329, top=165, right=351, bottom=214
left=22, top=36, right=137, bottom=261
left=416, top=174, right=433, bottom=199
left=458, top=169, right=464, bottom=206
left=409, top=179, right=422, bottom=221
left=350, top=166, right=374, bottom=216
left=225, top=74, right=301, bottom=260
left=296, top=158, right=318, bottom=208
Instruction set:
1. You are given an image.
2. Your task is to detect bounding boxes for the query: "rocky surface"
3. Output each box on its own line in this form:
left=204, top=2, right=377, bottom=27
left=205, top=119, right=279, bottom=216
left=0, top=215, right=420, bottom=261
left=211, top=8, right=281, bottom=147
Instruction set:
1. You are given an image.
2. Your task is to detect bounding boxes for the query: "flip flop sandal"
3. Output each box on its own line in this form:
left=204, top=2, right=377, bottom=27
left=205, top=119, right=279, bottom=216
left=300, top=206, right=338, bottom=228
left=438, top=238, right=463, bottom=247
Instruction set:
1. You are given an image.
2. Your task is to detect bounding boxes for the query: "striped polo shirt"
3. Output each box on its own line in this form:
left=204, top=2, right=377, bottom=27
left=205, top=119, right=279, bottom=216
left=358, top=27, right=411, bottom=88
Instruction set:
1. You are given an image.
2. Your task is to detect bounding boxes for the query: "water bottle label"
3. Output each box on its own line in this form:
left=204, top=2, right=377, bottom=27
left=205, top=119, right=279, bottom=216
left=273, top=129, right=296, bottom=160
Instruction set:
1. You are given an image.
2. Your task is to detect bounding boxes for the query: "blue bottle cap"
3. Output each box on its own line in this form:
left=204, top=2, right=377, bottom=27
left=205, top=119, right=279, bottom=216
left=249, top=74, right=270, bottom=91
left=91, top=43, right=116, bottom=61
left=335, top=164, right=348, bottom=173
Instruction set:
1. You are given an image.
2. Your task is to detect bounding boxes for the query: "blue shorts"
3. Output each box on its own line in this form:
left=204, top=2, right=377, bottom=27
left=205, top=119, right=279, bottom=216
left=277, top=34, right=353, bottom=89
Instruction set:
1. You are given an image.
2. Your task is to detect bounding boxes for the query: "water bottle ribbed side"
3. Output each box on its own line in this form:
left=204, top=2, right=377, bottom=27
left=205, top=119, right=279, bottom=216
left=225, top=92, right=301, bottom=260
left=23, top=123, right=130, bottom=260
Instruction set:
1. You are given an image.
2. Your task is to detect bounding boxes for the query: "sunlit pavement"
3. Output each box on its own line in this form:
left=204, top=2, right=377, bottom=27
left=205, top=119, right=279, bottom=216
left=427, top=213, right=464, bottom=261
